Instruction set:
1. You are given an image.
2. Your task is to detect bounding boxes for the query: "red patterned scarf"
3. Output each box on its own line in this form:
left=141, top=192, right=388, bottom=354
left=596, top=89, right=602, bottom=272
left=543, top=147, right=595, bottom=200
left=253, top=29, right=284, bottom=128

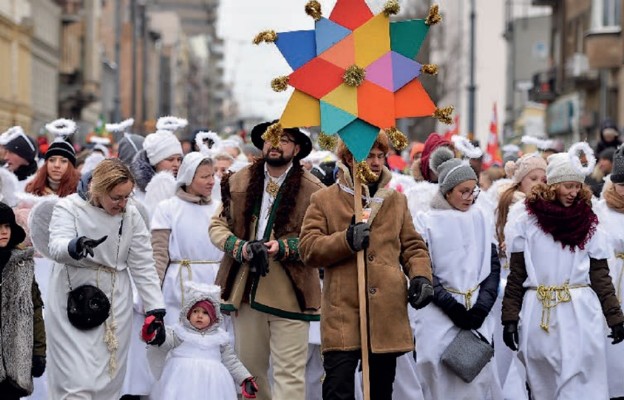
left=526, top=197, right=598, bottom=251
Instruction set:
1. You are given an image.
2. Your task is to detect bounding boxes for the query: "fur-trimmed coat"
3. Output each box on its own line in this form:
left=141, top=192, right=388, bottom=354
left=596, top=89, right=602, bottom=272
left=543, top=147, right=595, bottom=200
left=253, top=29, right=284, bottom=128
left=209, top=160, right=324, bottom=320
left=299, top=164, right=432, bottom=354
left=0, top=247, right=45, bottom=397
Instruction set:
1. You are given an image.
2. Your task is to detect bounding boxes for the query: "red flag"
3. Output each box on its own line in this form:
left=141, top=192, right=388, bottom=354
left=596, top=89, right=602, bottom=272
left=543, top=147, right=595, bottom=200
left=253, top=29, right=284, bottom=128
left=483, top=103, right=502, bottom=169
left=443, top=114, right=459, bottom=141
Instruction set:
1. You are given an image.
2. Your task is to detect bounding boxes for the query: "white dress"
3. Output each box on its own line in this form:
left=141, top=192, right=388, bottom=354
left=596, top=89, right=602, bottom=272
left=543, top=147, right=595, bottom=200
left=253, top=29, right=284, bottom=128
left=505, top=203, right=612, bottom=400
left=414, top=204, right=501, bottom=400
left=153, top=326, right=238, bottom=400
left=46, top=194, right=164, bottom=400
left=595, top=199, right=624, bottom=398
left=151, top=196, right=224, bottom=326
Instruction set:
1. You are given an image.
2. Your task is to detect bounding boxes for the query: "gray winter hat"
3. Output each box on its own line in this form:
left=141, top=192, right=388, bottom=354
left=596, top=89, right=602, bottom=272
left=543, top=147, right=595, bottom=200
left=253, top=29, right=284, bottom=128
left=612, top=145, right=624, bottom=184
left=431, top=147, right=478, bottom=194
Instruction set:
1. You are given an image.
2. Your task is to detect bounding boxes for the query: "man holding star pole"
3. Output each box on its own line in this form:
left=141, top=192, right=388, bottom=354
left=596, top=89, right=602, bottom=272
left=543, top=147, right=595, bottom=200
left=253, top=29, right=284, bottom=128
left=255, top=1, right=450, bottom=398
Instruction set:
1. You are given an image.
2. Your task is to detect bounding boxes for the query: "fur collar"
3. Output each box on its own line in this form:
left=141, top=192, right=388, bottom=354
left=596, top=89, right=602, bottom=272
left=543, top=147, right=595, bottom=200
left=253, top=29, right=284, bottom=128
left=430, top=191, right=456, bottom=210
left=336, top=162, right=394, bottom=226
left=130, top=150, right=156, bottom=192
left=221, top=159, right=305, bottom=240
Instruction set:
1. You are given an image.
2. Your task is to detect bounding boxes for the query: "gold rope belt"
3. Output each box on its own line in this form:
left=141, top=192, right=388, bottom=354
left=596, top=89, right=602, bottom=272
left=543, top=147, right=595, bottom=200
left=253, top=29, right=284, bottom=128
left=528, top=281, right=588, bottom=333
left=445, top=284, right=480, bottom=310
left=170, top=259, right=220, bottom=306
left=616, top=253, right=624, bottom=303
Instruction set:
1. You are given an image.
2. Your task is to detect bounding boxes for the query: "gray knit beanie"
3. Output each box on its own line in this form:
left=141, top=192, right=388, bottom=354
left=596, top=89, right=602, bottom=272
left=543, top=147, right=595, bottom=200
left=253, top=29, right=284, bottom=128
left=118, top=133, right=145, bottom=166
left=612, top=145, right=624, bottom=184
left=431, top=147, right=478, bottom=194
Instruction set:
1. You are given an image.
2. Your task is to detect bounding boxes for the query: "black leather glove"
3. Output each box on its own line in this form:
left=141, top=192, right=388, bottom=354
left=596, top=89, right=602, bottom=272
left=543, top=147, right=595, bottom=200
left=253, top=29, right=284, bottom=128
left=468, top=306, right=489, bottom=330
left=346, top=216, right=370, bottom=252
left=247, top=240, right=269, bottom=277
left=143, top=309, right=166, bottom=346
left=31, top=355, right=46, bottom=378
left=503, top=321, right=519, bottom=351
left=446, top=303, right=472, bottom=330
left=408, top=276, right=434, bottom=310
left=609, top=323, right=624, bottom=345
left=68, top=235, right=108, bottom=260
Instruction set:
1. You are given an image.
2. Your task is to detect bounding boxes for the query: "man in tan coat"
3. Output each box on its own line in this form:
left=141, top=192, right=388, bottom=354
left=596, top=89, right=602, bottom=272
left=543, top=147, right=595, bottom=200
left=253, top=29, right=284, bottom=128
left=299, top=133, right=433, bottom=400
left=209, top=121, right=323, bottom=400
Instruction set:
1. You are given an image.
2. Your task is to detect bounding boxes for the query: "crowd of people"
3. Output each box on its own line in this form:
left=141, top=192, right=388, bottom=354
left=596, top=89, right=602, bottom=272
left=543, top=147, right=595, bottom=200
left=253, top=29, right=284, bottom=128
left=1, top=115, right=624, bottom=400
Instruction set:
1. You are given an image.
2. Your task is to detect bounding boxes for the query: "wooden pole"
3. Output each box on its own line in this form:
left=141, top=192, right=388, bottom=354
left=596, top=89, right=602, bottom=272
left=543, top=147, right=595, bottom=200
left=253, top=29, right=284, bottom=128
left=353, top=170, right=370, bottom=400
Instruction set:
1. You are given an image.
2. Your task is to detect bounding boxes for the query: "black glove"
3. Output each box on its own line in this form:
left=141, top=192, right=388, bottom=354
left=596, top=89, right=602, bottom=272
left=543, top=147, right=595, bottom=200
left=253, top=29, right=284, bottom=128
left=247, top=240, right=269, bottom=277
left=68, top=235, right=108, bottom=260
left=408, top=277, right=433, bottom=310
left=503, top=321, right=519, bottom=351
left=609, top=323, right=624, bottom=345
left=446, top=303, right=472, bottom=330
left=31, top=355, right=46, bottom=377
left=468, top=306, right=489, bottom=330
left=346, top=216, right=370, bottom=252
left=143, top=309, right=166, bottom=346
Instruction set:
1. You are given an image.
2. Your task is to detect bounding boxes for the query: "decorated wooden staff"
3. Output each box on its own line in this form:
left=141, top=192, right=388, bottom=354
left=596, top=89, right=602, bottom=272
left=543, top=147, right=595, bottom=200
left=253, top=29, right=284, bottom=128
left=255, top=1, right=450, bottom=398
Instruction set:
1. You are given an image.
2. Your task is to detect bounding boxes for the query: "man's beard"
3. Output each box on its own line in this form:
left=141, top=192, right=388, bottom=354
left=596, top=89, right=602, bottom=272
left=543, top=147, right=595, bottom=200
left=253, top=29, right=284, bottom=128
left=264, top=150, right=293, bottom=167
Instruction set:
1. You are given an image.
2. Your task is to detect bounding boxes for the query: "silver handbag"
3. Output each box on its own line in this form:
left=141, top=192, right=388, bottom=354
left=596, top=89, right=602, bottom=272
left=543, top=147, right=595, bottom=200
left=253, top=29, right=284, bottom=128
left=440, top=329, right=494, bottom=383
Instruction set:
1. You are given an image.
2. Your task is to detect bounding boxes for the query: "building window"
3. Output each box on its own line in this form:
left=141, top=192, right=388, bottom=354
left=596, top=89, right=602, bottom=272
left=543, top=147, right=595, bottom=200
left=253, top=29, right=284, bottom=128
left=591, top=0, right=621, bottom=31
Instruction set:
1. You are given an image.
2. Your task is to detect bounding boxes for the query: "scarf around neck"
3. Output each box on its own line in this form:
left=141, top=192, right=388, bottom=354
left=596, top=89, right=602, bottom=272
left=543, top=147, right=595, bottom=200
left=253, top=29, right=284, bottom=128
left=526, top=197, right=598, bottom=251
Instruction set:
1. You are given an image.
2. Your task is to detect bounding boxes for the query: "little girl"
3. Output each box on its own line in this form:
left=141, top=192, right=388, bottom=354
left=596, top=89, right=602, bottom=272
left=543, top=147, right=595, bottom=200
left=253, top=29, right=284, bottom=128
left=145, top=282, right=258, bottom=399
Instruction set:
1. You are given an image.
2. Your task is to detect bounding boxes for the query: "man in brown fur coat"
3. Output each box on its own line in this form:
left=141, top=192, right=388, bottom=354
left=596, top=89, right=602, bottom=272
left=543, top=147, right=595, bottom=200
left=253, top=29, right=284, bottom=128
left=299, top=133, right=433, bottom=400
left=209, top=121, right=323, bottom=400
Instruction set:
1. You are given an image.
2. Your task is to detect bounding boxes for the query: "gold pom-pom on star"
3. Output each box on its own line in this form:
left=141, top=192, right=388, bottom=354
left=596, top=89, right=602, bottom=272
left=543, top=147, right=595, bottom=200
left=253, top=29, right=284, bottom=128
left=253, top=30, right=278, bottom=45
left=271, top=76, right=290, bottom=92
left=318, top=132, right=337, bottom=150
left=305, top=0, right=322, bottom=21
left=385, top=127, right=408, bottom=151
left=433, top=106, right=454, bottom=124
left=343, top=65, right=366, bottom=87
left=262, top=122, right=283, bottom=148
left=425, top=4, right=442, bottom=26
left=421, top=64, right=439, bottom=75
left=356, top=161, right=379, bottom=184
left=383, top=0, right=400, bottom=16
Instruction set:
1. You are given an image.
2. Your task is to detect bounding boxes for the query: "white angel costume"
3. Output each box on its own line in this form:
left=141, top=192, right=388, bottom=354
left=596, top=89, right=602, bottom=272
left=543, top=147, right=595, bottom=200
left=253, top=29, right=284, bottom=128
left=37, top=193, right=164, bottom=400
left=150, top=282, right=252, bottom=400
left=413, top=194, right=502, bottom=400
left=504, top=201, right=613, bottom=399
left=595, top=195, right=624, bottom=398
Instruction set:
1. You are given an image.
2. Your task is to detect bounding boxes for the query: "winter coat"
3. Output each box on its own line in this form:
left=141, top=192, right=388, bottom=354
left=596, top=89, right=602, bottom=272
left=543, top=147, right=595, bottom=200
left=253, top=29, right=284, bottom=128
left=130, top=149, right=156, bottom=193
left=210, top=161, right=323, bottom=320
left=46, top=194, right=165, bottom=399
left=0, top=247, right=45, bottom=397
left=299, top=164, right=432, bottom=354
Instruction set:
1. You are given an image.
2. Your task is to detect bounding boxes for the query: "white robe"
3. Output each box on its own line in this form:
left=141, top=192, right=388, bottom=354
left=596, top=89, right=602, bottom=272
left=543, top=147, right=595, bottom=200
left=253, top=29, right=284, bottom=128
left=414, top=204, right=501, bottom=400
left=46, top=194, right=164, bottom=400
left=505, top=203, right=612, bottom=400
left=151, top=196, right=224, bottom=326
left=595, top=199, right=624, bottom=398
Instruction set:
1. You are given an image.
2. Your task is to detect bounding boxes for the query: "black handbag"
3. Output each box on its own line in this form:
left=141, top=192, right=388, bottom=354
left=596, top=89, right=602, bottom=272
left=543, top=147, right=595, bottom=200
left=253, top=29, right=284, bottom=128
left=67, top=283, right=111, bottom=330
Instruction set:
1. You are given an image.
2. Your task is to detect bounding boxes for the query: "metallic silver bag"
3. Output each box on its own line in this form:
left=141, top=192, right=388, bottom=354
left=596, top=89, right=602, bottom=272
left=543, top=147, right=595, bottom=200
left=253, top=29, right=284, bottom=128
left=440, top=329, right=494, bottom=383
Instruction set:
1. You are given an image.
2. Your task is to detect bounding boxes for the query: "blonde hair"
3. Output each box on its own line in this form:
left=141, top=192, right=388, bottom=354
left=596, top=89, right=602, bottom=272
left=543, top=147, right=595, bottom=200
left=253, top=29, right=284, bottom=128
left=90, top=158, right=135, bottom=202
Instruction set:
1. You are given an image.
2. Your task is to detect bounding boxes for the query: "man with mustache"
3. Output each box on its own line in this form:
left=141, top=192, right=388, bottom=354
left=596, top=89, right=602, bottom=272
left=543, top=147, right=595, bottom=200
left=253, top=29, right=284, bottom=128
left=299, top=132, right=433, bottom=400
left=209, top=121, right=323, bottom=400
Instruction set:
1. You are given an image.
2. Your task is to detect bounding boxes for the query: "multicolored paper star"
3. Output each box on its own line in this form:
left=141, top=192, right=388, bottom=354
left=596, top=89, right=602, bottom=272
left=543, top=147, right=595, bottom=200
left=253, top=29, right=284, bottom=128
left=257, top=0, right=449, bottom=162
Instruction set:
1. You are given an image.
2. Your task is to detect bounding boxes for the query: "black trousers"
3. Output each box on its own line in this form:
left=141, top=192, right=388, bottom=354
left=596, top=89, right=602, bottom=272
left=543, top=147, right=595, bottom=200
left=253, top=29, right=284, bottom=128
left=0, top=379, right=29, bottom=400
left=322, top=350, right=399, bottom=400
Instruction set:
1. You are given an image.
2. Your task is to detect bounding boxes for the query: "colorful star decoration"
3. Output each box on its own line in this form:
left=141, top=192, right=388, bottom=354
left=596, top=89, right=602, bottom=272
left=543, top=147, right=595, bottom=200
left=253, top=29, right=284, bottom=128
left=255, top=0, right=452, bottom=162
